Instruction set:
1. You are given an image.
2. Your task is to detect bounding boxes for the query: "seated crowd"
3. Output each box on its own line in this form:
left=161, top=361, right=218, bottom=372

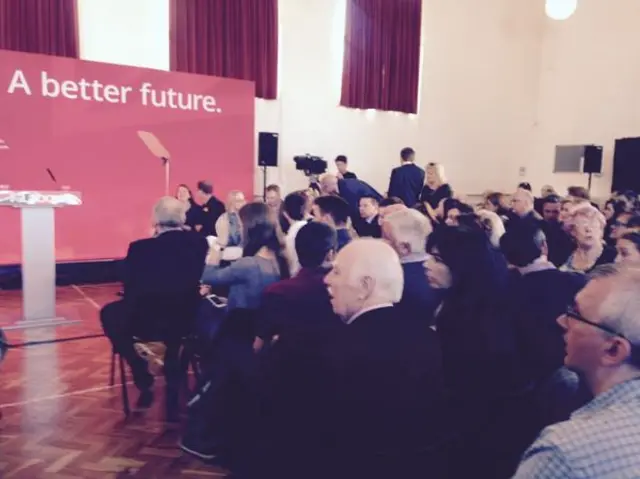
left=100, top=159, right=640, bottom=478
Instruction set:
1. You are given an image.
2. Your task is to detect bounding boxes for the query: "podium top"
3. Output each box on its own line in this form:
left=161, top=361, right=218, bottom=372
left=0, top=190, right=82, bottom=207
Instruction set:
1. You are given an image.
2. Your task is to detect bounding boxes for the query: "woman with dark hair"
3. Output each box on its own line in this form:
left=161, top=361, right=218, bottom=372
left=184, top=203, right=289, bottom=462
left=424, top=225, right=529, bottom=478
left=603, top=198, right=627, bottom=245
left=616, top=231, right=640, bottom=266
left=175, top=183, right=200, bottom=230
left=441, top=198, right=474, bottom=226
left=202, top=202, right=289, bottom=312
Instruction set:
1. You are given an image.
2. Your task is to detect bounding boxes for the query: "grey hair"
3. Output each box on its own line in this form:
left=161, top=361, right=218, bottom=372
left=384, top=208, right=432, bottom=254
left=598, top=266, right=640, bottom=346
left=153, top=196, right=186, bottom=228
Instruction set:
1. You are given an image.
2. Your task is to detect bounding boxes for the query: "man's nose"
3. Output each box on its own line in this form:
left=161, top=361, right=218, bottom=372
left=557, top=314, right=569, bottom=330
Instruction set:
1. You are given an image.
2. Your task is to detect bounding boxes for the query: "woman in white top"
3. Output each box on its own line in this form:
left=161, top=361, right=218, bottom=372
left=215, top=190, right=246, bottom=247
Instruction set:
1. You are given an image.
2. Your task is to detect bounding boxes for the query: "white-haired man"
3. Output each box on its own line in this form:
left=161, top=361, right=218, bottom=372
left=381, top=208, right=441, bottom=322
left=320, top=238, right=449, bottom=477
left=514, top=265, right=640, bottom=478
left=100, top=196, right=208, bottom=419
left=317, top=172, right=382, bottom=222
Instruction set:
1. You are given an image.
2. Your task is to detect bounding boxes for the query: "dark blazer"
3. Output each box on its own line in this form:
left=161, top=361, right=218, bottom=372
left=354, top=216, right=381, bottom=238
left=388, top=163, right=425, bottom=207
left=123, top=230, right=208, bottom=336
left=337, top=178, right=383, bottom=217
left=507, top=267, right=587, bottom=383
left=342, top=171, right=357, bottom=179
left=198, top=195, right=226, bottom=236
left=397, top=260, right=441, bottom=325
left=317, top=306, right=450, bottom=477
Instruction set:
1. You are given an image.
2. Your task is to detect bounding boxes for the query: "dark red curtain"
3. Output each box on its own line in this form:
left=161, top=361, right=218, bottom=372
left=0, top=0, right=78, bottom=57
left=171, top=0, right=278, bottom=100
left=340, top=0, right=422, bottom=114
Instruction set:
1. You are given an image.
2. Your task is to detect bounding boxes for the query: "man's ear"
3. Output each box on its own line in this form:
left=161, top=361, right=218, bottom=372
left=602, top=337, right=633, bottom=367
left=359, top=275, right=376, bottom=300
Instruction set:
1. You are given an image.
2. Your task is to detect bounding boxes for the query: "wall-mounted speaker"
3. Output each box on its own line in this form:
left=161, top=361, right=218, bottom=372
left=258, top=132, right=279, bottom=167
left=612, top=137, right=640, bottom=193
left=583, top=145, right=603, bottom=174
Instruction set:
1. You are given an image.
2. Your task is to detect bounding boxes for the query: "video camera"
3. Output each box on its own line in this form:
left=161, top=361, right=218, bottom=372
left=293, top=155, right=328, bottom=176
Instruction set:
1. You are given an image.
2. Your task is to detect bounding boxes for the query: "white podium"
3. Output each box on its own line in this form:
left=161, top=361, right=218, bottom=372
left=0, top=189, right=82, bottom=330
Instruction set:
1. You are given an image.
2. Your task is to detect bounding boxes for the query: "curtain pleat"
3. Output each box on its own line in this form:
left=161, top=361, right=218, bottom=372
left=340, top=0, right=422, bottom=114
left=171, top=0, right=279, bottom=100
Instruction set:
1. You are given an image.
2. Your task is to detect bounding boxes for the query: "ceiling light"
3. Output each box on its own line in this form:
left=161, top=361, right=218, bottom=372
left=545, top=0, right=578, bottom=21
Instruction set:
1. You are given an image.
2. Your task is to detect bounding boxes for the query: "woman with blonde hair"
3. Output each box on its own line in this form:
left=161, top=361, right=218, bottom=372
left=560, top=202, right=616, bottom=274
left=215, top=190, right=246, bottom=247
left=419, top=162, right=453, bottom=210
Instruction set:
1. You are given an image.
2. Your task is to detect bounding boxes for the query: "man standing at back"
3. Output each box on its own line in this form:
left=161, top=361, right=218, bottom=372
left=387, top=147, right=424, bottom=207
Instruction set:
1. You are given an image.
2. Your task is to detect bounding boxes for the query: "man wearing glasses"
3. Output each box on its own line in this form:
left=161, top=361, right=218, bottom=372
left=514, top=265, right=640, bottom=478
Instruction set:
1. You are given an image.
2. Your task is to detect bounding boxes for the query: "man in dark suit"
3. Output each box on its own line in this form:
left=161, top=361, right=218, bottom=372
left=381, top=207, right=441, bottom=324
left=354, top=195, right=381, bottom=237
left=335, top=155, right=357, bottom=179
left=317, top=238, right=450, bottom=478
left=318, top=173, right=382, bottom=220
left=194, top=180, right=225, bottom=237
left=100, top=197, right=208, bottom=415
left=387, top=147, right=425, bottom=207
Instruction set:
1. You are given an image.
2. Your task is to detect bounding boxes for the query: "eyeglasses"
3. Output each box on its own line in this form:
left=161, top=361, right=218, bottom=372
left=564, top=305, right=627, bottom=339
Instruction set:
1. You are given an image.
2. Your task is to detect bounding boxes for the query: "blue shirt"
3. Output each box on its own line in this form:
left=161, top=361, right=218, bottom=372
left=514, top=377, right=640, bottom=478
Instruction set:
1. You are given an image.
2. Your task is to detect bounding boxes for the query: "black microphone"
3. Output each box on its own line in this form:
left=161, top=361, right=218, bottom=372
left=46, top=168, right=58, bottom=184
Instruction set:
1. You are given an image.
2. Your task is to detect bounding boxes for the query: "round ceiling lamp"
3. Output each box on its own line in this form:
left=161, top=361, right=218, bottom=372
left=545, top=0, right=578, bottom=20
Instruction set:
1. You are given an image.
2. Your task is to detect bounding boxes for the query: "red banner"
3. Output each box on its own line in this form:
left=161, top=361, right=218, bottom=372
left=0, top=49, right=254, bottom=264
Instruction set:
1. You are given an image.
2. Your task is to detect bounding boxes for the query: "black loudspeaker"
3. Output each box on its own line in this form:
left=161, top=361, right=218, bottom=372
left=258, top=132, right=278, bottom=167
left=583, top=145, right=603, bottom=174
left=612, top=137, right=640, bottom=193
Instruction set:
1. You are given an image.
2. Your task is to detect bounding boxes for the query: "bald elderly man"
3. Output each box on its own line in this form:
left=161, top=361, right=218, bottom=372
left=318, top=173, right=382, bottom=222
left=318, top=238, right=450, bottom=478
left=509, top=187, right=544, bottom=230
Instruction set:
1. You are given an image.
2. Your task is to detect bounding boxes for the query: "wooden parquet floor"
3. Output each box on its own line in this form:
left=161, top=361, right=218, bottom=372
left=0, top=284, right=228, bottom=478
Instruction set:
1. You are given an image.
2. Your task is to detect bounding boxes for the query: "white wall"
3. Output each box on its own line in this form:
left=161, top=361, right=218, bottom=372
left=76, top=0, right=551, bottom=197
left=531, top=1, right=640, bottom=199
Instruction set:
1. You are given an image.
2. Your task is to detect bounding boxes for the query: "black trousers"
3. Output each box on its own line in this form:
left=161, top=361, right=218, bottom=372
left=100, top=300, right=183, bottom=404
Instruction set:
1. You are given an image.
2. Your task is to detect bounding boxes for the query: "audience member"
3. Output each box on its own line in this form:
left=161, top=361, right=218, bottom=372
left=281, top=191, right=310, bottom=276
left=425, top=224, right=528, bottom=478
left=354, top=195, right=381, bottom=237
left=175, top=183, right=200, bottom=231
left=388, top=147, right=425, bottom=207
left=540, top=194, right=574, bottom=267
left=100, top=196, right=208, bottom=418
left=202, top=202, right=289, bottom=312
left=500, top=224, right=587, bottom=383
left=442, top=198, right=474, bottom=226
left=214, top=190, right=246, bottom=248
left=616, top=232, right=640, bottom=266
left=382, top=208, right=440, bottom=323
left=312, top=195, right=354, bottom=250
left=514, top=265, right=640, bottom=478
left=476, top=209, right=506, bottom=247
left=320, top=238, right=450, bottom=478
left=195, top=180, right=226, bottom=237
left=377, top=196, right=405, bottom=225
left=318, top=172, right=382, bottom=219
left=510, top=188, right=543, bottom=228
left=560, top=203, right=616, bottom=274
left=419, top=162, right=453, bottom=210
left=335, top=154, right=357, bottom=179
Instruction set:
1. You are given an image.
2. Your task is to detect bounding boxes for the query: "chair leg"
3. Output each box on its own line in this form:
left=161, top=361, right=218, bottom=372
left=118, top=354, right=130, bottom=416
left=109, top=349, right=116, bottom=386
